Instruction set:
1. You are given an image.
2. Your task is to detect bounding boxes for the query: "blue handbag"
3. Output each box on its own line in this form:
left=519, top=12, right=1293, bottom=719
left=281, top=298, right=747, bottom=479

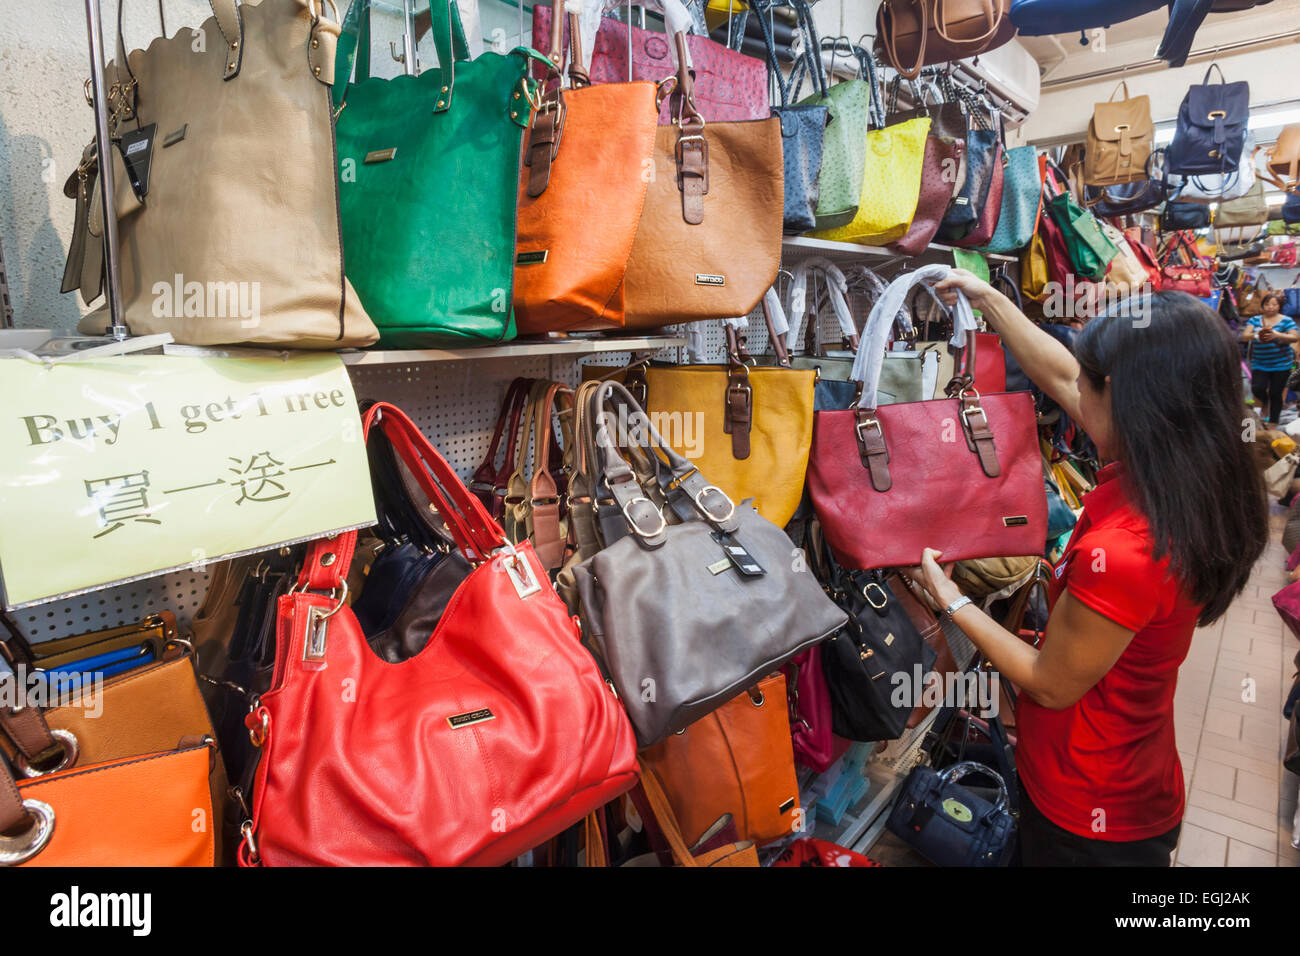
left=887, top=760, right=1017, bottom=866
left=1010, top=0, right=1166, bottom=35
left=1284, top=191, right=1300, bottom=225
left=1157, top=0, right=1215, bottom=67
left=752, top=0, right=829, bottom=234
left=1165, top=65, right=1250, bottom=177
left=1284, top=288, right=1300, bottom=320
left=981, top=145, right=1041, bottom=254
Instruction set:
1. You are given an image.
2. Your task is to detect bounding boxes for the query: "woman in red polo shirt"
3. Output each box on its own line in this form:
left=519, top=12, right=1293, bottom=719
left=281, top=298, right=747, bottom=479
left=906, top=275, right=1269, bottom=866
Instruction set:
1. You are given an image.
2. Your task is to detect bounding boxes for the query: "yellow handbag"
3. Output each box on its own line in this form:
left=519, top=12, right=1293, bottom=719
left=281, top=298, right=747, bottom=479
left=1020, top=230, right=1050, bottom=302
left=810, top=117, right=930, bottom=246
left=644, top=312, right=815, bottom=528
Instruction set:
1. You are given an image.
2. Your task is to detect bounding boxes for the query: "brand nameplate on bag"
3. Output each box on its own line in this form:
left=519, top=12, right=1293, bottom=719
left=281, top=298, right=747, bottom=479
left=516, top=250, right=549, bottom=265
left=778, top=797, right=796, bottom=814
left=695, top=273, right=726, bottom=286
left=447, top=708, right=495, bottom=729
left=364, top=148, right=397, bottom=164
left=707, top=558, right=732, bottom=575
left=1002, top=515, right=1029, bottom=527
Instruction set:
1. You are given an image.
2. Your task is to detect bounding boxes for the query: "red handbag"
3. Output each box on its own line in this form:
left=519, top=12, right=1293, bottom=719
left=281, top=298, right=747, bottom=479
left=889, top=134, right=966, bottom=257
left=239, top=403, right=638, bottom=867
left=782, top=645, right=848, bottom=774
left=974, top=331, right=1007, bottom=393
left=954, top=149, right=1005, bottom=249
left=1158, top=232, right=1214, bottom=296
left=808, top=268, right=1047, bottom=571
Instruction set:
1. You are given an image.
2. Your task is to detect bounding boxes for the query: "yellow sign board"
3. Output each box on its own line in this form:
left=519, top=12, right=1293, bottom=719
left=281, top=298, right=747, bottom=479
left=0, top=353, right=376, bottom=608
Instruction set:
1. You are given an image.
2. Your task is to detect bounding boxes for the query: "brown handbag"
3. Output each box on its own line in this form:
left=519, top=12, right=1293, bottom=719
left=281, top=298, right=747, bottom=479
left=512, top=8, right=660, bottom=333
left=638, top=673, right=801, bottom=848
left=889, top=133, right=966, bottom=256
left=1083, top=81, right=1153, bottom=187
left=620, top=31, right=784, bottom=329
left=634, top=760, right=759, bottom=867
left=875, top=0, right=1015, bottom=80
left=1259, top=124, right=1300, bottom=194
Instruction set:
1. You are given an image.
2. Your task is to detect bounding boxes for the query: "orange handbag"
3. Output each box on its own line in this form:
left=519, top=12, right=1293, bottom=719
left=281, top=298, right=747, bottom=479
left=638, top=673, right=801, bottom=848
left=512, top=8, right=660, bottom=333
left=1, top=739, right=216, bottom=866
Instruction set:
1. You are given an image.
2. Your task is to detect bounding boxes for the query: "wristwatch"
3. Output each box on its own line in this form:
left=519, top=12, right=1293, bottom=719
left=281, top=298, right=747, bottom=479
left=941, top=595, right=973, bottom=620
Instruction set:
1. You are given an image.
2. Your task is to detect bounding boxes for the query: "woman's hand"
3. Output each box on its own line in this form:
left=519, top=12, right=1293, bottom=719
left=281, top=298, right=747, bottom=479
left=933, top=269, right=1000, bottom=313
left=902, top=548, right=964, bottom=611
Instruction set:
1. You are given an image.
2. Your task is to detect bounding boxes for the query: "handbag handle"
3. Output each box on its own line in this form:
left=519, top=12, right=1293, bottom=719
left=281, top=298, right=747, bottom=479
left=878, top=0, right=929, bottom=80
left=932, top=0, right=1002, bottom=49
left=298, top=403, right=510, bottom=595
left=590, top=381, right=739, bottom=547
left=850, top=266, right=1002, bottom=493
left=787, top=0, right=830, bottom=99
left=470, top=377, right=533, bottom=514
left=938, top=760, right=1009, bottom=814
left=116, top=0, right=245, bottom=87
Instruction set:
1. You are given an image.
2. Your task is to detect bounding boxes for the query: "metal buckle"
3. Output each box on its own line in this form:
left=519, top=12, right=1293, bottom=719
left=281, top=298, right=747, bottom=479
left=960, top=402, right=989, bottom=430
left=13, top=729, right=79, bottom=778
left=674, top=133, right=710, bottom=193
left=502, top=549, right=542, bottom=599
left=1207, top=110, right=1227, bottom=120
left=301, top=582, right=349, bottom=663
left=0, top=799, right=54, bottom=865
left=855, top=417, right=883, bottom=440
left=693, top=485, right=736, bottom=524
left=620, top=495, right=668, bottom=540
left=862, top=582, right=888, bottom=610
left=248, top=707, right=270, bottom=748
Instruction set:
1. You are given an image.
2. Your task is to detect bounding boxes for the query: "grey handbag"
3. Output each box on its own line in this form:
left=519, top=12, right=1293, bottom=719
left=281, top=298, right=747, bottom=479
left=752, top=1, right=828, bottom=234
left=572, top=381, right=848, bottom=748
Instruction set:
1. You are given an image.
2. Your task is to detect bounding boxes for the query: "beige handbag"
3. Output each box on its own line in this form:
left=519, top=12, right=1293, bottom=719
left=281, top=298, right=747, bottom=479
left=1265, top=453, right=1300, bottom=499
left=64, top=0, right=377, bottom=348
left=1084, top=82, right=1153, bottom=188
left=1100, top=222, right=1151, bottom=297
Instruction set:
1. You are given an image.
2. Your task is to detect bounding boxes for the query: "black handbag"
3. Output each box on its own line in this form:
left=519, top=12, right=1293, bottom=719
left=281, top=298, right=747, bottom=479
left=1084, top=179, right=1167, bottom=217
left=1165, top=64, right=1249, bottom=177
left=937, top=81, right=997, bottom=241
left=886, top=760, right=1016, bottom=866
left=821, top=569, right=937, bottom=742
left=1160, top=200, right=1212, bottom=232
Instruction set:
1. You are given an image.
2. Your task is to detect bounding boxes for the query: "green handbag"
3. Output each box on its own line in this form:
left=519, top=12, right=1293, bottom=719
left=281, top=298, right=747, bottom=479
left=333, top=0, right=547, bottom=348
left=1045, top=189, right=1119, bottom=281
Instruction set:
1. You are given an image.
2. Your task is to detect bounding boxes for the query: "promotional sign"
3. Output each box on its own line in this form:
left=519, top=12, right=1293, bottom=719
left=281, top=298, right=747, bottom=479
left=0, top=353, right=376, bottom=608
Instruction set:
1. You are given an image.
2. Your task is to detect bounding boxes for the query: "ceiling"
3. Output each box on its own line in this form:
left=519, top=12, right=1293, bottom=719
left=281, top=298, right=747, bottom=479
left=1017, top=0, right=1300, bottom=82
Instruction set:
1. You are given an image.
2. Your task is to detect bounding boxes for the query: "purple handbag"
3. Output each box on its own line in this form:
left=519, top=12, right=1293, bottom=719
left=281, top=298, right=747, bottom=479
left=1273, top=569, right=1300, bottom=641
left=532, top=3, right=768, bottom=123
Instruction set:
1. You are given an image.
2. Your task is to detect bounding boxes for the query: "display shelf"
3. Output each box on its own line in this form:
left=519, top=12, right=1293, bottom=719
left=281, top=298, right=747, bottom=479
left=782, top=235, right=1018, bottom=265
left=339, top=333, right=688, bottom=366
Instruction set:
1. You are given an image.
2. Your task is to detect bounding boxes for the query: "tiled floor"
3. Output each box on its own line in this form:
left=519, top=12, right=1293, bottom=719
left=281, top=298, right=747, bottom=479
left=1172, top=502, right=1300, bottom=866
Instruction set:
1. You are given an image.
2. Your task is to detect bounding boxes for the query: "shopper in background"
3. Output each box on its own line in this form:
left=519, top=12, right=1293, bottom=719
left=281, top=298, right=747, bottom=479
left=906, top=275, right=1268, bottom=866
left=1241, top=292, right=1298, bottom=425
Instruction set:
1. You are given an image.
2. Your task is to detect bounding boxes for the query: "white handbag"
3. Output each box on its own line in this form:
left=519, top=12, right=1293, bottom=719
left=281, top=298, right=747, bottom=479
left=1265, top=452, right=1300, bottom=499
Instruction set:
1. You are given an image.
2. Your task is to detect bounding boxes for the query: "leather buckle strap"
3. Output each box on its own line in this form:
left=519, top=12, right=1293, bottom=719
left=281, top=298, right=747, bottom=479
left=854, top=410, right=892, bottom=492
left=524, top=92, right=566, bottom=198
left=959, top=391, right=1001, bottom=478
left=723, top=367, right=752, bottom=461
left=602, top=474, right=667, bottom=546
left=675, top=130, right=709, bottom=226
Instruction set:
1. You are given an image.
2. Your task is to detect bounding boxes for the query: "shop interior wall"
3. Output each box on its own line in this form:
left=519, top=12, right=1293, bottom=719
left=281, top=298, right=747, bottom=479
left=1016, top=0, right=1300, bottom=147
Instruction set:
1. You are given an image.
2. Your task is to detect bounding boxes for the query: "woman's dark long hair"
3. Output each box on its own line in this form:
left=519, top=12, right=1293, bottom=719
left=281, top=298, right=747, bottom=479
left=1073, top=291, right=1268, bottom=625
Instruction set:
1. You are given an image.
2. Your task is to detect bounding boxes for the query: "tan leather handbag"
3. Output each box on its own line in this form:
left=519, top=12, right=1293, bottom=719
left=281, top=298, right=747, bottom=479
left=1260, top=124, right=1300, bottom=194
left=620, top=32, right=784, bottom=329
left=1084, top=82, right=1153, bottom=187
left=64, top=0, right=377, bottom=347
left=638, top=674, right=801, bottom=848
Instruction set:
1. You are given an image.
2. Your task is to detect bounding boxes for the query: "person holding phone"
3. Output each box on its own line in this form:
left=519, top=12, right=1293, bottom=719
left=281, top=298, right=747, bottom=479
left=905, top=273, right=1267, bottom=866
left=1242, top=292, right=1298, bottom=425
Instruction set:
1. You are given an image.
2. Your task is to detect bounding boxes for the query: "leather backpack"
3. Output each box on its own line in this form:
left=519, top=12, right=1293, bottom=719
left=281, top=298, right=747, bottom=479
left=1084, top=81, right=1153, bottom=187
left=1165, top=64, right=1250, bottom=177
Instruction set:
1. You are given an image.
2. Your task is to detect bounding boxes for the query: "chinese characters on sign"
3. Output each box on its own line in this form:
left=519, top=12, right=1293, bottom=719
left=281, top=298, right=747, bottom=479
left=0, top=354, right=375, bottom=608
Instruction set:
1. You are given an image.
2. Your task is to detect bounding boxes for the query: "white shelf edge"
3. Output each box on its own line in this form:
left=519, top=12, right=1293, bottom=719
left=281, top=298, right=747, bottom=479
left=338, top=335, right=688, bottom=366
left=783, top=235, right=1017, bottom=264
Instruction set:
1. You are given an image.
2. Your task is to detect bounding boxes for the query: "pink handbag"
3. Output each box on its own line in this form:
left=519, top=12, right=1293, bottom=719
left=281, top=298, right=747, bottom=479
left=532, top=3, right=768, bottom=124
left=782, top=645, right=848, bottom=773
left=1273, top=580, right=1300, bottom=641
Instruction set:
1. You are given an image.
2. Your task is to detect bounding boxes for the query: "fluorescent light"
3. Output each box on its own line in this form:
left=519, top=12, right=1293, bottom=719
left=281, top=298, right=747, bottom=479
left=1250, top=107, right=1300, bottom=130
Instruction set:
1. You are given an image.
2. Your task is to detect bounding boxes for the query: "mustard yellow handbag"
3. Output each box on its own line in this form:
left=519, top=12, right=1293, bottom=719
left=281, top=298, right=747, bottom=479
left=1020, top=231, right=1050, bottom=302
left=644, top=310, right=815, bottom=528
left=810, top=116, right=930, bottom=246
